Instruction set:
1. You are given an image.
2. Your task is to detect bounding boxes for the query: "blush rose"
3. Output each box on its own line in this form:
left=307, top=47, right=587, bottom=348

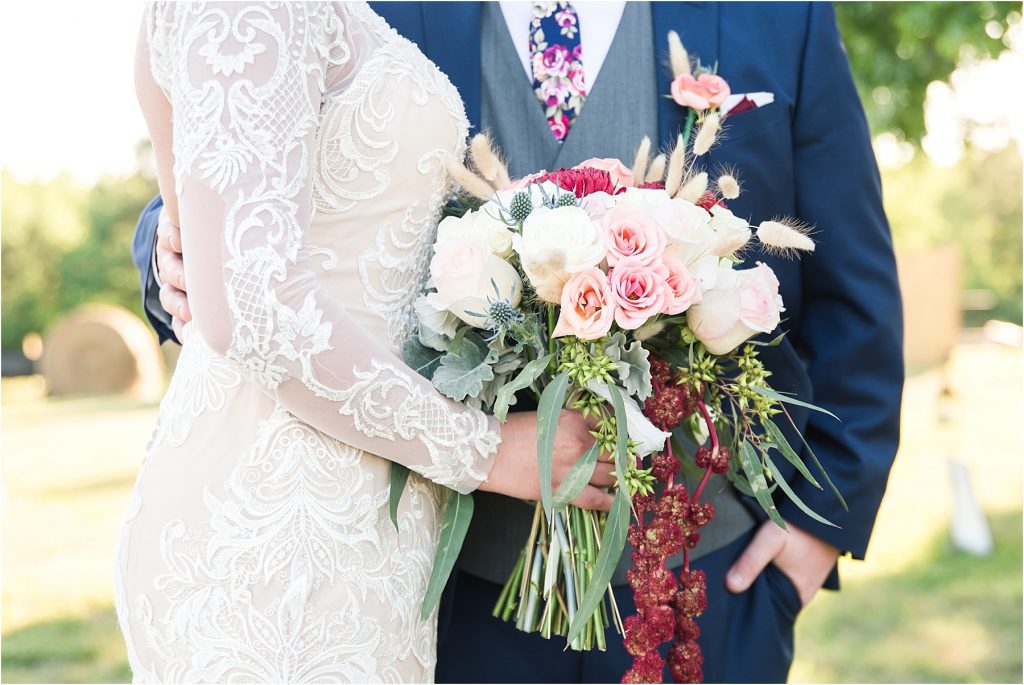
left=552, top=268, right=615, bottom=340
left=670, top=73, right=731, bottom=111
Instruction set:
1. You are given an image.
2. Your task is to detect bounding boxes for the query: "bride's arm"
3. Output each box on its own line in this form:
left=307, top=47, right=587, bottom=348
left=134, top=4, right=501, bottom=494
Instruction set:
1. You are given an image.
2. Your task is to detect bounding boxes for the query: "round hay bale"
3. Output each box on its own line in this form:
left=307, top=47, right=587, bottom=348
left=40, top=304, right=165, bottom=401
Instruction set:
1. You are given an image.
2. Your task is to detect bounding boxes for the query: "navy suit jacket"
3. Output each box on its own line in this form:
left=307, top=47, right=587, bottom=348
left=133, top=1, right=903, bottom=562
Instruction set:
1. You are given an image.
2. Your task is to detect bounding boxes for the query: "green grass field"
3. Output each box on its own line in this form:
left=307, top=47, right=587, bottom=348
left=2, top=342, right=1021, bottom=683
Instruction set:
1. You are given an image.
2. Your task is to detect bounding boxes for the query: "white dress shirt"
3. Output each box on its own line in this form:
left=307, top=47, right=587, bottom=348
left=498, top=1, right=627, bottom=89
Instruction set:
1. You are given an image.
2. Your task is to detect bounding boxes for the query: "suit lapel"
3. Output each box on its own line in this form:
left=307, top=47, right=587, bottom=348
left=651, top=2, right=719, bottom=149
left=422, top=2, right=483, bottom=132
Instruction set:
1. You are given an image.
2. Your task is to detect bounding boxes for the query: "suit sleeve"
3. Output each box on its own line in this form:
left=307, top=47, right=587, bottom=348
left=132, top=194, right=178, bottom=345
left=777, top=2, right=905, bottom=559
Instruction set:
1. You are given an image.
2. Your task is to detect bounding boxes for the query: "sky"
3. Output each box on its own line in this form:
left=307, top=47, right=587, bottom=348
left=0, top=1, right=149, bottom=184
left=0, top=2, right=1020, bottom=184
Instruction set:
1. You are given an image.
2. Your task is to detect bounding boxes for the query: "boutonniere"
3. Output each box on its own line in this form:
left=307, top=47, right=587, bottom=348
left=665, top=31, right=775, bottom=154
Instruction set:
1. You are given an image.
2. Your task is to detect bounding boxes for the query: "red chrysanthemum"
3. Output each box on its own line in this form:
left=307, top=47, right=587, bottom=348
left=696, top=190, right=726, bottom=211
left=534, top=167, right=626, bottom=198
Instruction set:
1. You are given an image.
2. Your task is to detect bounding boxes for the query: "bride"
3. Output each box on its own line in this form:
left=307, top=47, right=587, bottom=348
left=116, top=2, right=614, bottom=682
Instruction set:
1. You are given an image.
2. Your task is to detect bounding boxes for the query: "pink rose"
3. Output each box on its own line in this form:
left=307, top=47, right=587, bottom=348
left=662, top=257, right=701, bottom=315
left=552, top=268, right=615, bottom=340
left=575, top=157, right=634, bottom=188
left=549, top=114, right=570, bottom=141
left=686, top=262, right=784, bottom=354
left=555, top=9, right=577, bottom=28
left=738, top=262, right=783, bottom=332
left=670, top=73, right=731, bottom=111
left=609, top=256, right=670, bottom=330
left=603, top=204, right=667, bottom=266
left=540, top=79, right=571, bottom=106
left=569, top=68, right=587, bottom=95
left=543, top=45, right=570, bottom=78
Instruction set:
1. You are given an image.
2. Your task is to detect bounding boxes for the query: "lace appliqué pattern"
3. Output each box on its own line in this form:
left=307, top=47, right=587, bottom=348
left=130, top=408, right=443, bottom=682
left=151, top=328, right=242, bottom=448
left=335, top=360, right=501, bottom=492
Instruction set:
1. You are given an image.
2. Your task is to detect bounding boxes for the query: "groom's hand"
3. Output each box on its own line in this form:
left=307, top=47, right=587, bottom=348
left=726, top=520, right=839, bottom=607
left=156, top=208, right=191, bottom=340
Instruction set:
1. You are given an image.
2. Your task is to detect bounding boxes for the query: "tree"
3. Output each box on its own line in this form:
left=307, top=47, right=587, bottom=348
left=835, top=2, right=1020, bottom=144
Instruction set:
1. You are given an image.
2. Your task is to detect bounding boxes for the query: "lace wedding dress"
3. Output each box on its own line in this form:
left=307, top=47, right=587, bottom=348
left=116, top=3, right=500, bottom=681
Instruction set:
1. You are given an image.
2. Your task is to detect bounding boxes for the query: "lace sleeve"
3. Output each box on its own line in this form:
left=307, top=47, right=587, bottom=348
left=138, top=2, right=500, bottom=493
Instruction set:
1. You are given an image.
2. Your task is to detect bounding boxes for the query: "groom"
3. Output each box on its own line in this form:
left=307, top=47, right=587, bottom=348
left=133, top=2, right=903, bottom=682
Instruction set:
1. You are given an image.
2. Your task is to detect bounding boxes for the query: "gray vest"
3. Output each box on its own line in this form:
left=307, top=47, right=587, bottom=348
left=458, top=1, right=755, bottom=586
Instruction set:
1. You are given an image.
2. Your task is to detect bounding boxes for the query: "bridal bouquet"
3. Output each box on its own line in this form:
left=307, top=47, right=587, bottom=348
left=395, top=32, right=843, bottom=684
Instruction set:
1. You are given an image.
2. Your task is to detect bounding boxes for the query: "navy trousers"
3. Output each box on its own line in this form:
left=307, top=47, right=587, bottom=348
left=436, top=527, right=802, bottom=684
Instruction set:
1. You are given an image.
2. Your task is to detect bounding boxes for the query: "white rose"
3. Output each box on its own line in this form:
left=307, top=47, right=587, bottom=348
left=515, top=206, right=606, bottom=302
left=649, top=199, right=717, bottom=266
left=707, top=205, right=752, bottom=256
left=686, top=262, right=785, bottom=354
left=578, top=190, right=618, bottom=222
left=427, top=234, right=523, bottom=328
left=618, top=186, right=673, bottom=207
left=436, top=209, right=514, bottom=259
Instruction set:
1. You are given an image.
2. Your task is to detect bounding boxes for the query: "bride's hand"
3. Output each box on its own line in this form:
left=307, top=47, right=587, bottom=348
left=476, top=410, right=616, bottom=511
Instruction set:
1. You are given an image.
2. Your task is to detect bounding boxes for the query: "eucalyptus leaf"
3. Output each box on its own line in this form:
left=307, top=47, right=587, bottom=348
left=420, top=491, right=474, bottom=619
left=749, top=385, right=840, bottom=421
left=432, top=333, right=498, bottom=402
left=402, top=338, right=444, bottom=380
left=606, top=384, right=631, bottom=498
left=388, top=463, right=411, bottom=531
left=762, top=451, right=838, bottom=527
left=494, top=353, right=553, bottom=422
left=739, top=440, right=786, bottom=529
left=551, top=442, right=600, bottom=510
left=536, top=371, right=571, bottom=519
left=566, top=487, right=630, bottom=645
left=783, top=410, right=849, bottom=512
left=763, top=420, right=820, bottom=489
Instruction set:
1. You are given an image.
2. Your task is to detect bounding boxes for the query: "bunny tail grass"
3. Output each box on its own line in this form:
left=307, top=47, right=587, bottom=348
left=667, top=31, right=691, bottom=79
left=756, top=219, right=816, bottom=256
left=645, top=153, right=667, bottom=184
left=692, top=113, right=721, bottom=157
left=444, top=153, right=496, bottom=201
left=676, top=171, right=708, bottom=204
left=631, top=137, right=652, bottom=186
left=717, top=174, right=741, bottom=200
left=665, top=135, right=686, bottom=197
left=470, top=133, right=512, bottom=188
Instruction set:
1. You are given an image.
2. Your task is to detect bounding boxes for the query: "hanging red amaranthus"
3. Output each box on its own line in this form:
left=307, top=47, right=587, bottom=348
left=622, top=357, right=730, bottom=684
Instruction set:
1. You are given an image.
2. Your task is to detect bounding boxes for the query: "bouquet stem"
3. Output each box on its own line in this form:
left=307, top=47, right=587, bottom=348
left=494, top=501, right=616, bottom=650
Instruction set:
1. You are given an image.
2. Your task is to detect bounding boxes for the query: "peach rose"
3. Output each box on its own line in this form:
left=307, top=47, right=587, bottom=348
left=603, top=204, right=667, bottom=267
left=670, top=73, right=731, bottom=111
left=609, top=256, right=670, bottom=330
left=662, top=256, right=702, bottom=315
left=552, top=268, right=615, bottom=340
left=686, top=262, right=784, bottom=354
left=574, top=157, right=636, bottom=188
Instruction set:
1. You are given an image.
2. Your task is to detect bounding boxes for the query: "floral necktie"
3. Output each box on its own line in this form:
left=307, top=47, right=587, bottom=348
left=529, top=1, right=586, bottom=141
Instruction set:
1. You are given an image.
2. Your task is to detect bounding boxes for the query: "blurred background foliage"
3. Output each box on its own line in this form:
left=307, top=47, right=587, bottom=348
left=836, top=1, right=1018, bottom=144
